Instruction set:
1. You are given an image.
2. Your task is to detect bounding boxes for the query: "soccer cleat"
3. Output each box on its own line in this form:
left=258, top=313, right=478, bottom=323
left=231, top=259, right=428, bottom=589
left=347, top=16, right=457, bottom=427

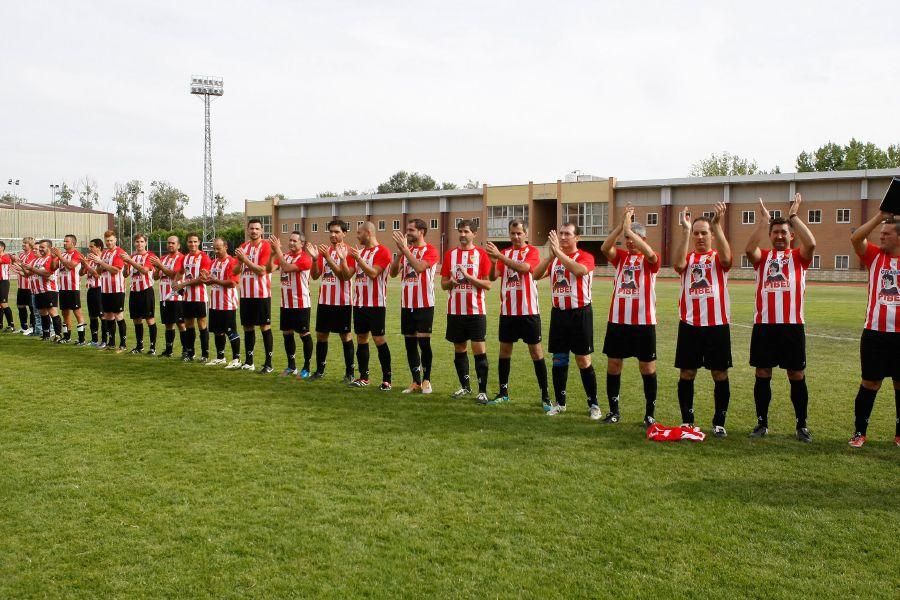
left=749, top=424, right=769, bottom=438
left=182, top=355, right=193, bottom=362
left=146, top=349, right=157, bottom=356
left=74, top=341, right=86, bottom=347
left=421, top=380, right=433, bottom=394
left=308, top=372, right=325, bottom=381
left=4, top=325, right=15, bottom=333
left=299, top=368, right=311, bottom=379
left=450, top=388, right=472, bottom=399
left=379, top=382, right=392, bottom=391
left=105, top=344, right=116, bottom=351
left=50, top=335, right=61, bottom=343
left=115, top=346, right=127, bottom=354
left=206, top=358, right=227, bottom=366
left=589, top=405, right=603, bottom=420
left=129, top=348, right=143, bottom=355
left=196, top=356, right=208, bottom=364
left=342, top=373, right=355, bottom=384
left=546, top=404, right=567, bottom=416
left=240, top=363, right=256, bottom=371
left=542, top=401, right=554, bottom=413
left=475, top=392, right=490, bottom=404
left=796, top=428, right=812, bottom=443
left=158, top=350, right=172, bottom=358
left=349, top=378, right=369, bottom=387
left=486, top=394, right=509, bottom=406
left=280, top=368, right=298, bottom=377
left=21, top=327, right=33, bottom=335
left=600, top=411, right=620, bottom=424
left=224, top=359, right=243, bottom=370
left=848, top=433, right=866, bottom=448
left=401, top=383, right=422, bottom=394
left=713, top=425, right=728, bottom=438
left=258, top=365, right=274, bottom=375
left=642, top=416, right=657, bottom=429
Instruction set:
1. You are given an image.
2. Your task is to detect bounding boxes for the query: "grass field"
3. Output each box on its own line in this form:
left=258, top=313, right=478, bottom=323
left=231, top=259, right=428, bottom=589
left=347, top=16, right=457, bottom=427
left=0, top=277, right=897, bottom=599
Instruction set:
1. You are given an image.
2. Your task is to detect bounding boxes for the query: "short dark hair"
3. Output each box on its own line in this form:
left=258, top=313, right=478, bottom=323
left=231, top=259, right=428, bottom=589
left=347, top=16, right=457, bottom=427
left=0, top=241, right=6, bottom=250
left=90, top=238, right=103, bottom=249
left=327, top=220, right=348, bottom=232
left=560, top=221, right=581, bottom=236
left=290, top=230, right=303, bottom=238
left=39, top=239, right=52, bottom=246
left=133, top=233, right=147, bottom=242
left=508, top=218, right=527, bottom=231
left=692, top=216, right=712, bottom=227
left=186, top=232, right=201, bottom=242
left=457, top=219, right=478, bottom=233
left=409, top=218, right=428, bottom=235
left=768, top=216, right=790, bottom=233
left=64, top=234, right=77, bottom=243
left=247, top=218, right=262, bottom=227
left=883, top=216, right=900, bottom=235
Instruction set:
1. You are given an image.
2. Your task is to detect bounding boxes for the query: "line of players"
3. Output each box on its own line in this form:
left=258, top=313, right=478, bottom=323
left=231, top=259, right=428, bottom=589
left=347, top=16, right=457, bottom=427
left=1, top=195, right=897, bottom=447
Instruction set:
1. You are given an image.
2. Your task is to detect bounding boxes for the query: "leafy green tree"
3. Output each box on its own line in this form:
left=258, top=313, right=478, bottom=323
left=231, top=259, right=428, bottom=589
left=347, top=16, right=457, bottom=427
left=463, top=179, right=481, bottom=189
left=52, top=183, right=75, bottom=206
left=796, top=139, right=900, bottom=171
left=214, top=193, right=227, bottom=219
left=377, top=171, right=442, bottom=193
left=77, top=176, right=100, bottom=209
left=148, top=180, right=189, bottom=231
left=689, top=152, right=779, bottom=176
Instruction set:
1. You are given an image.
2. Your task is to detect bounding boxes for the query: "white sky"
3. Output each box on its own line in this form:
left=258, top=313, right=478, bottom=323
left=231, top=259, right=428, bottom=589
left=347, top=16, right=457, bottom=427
left=2, top=0, right=899, bottom=216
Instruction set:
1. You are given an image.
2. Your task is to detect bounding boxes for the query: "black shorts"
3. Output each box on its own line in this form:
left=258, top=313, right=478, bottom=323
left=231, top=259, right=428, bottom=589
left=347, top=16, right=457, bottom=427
left=401, top=307, right=434, bottom=336
left=316, top=304, right=352, bottom=334
left=160, top=300, right=184, bottom=325
left=87, top=287, right=102, bottom=318
left=101, top=292, right=126, bottom=314
left=603, top=322, right=657, bottom=362
left=128, top=288, right=155, bottom=320
left=860, top=329, right=900, bottom=381
left=354, top=306, right=386, bottom=336
left=548, top=305, right=594, bottom=356
left=445, top=314, right=487, bottom=344
left=499, top=314, right=542, bottom=345
left=16, top=288, right=31, bottom=306
left=749, top=323, right=806, bottom=371
left=182, top=300, right=208, bottom=320
left=280, top=307, right=311, bottom=333
left=674, top=321, right=732, bottom=371
left=240, top=297, right=271, bottom=327
left=0, top=280, right=9, bottom=304
left=209, top=309, right=237, bottom=335
left=59, top=290, right=81, bottom=311
left=35, top=291, right=58, bottom=310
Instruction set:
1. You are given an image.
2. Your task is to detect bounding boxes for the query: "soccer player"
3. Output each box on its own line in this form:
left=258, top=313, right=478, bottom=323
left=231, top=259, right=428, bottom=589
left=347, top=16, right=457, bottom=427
left=121, top=233, right=158, bottom=354
left=19, top=239, right=63, bottom=341
left=14, top=237, right=37, bottom=335
left=745, top=194, right=816, bottom=442
left=174, top=233, right=213, bottom=362
left=50, top=235, right=86, bottom=345
left=270, top=233, right=315, bottom=377
left=440, top=219, right=492, bottom=403
left=88, top=230, right=129, bottom=352
left=484, top=218, right=549, bottom=408
left=848, top=209, right=900, bottom=448
left=80, top=239, right=104, bottom=346
left=0, top=241, right=15, bottom=331
left=348, top=222, right=393, bottom=390
left=390, top=218, right=439, bottom=394
left=308, top=220, right=356, bottom=382
left=673, top=203, right=733, bottom=438
left=149, top=236, right=187, bottom=358
left=234, top=218, right=275, bottom=373
left=535, top=223, right=601, bottom=419
left=203, top=237, right=242, bottom=369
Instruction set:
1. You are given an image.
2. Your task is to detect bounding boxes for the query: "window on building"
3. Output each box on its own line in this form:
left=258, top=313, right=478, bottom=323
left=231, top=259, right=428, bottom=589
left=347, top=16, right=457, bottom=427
left=281, top=223, right=288, bottom=234
left=808, top=209, right=822, bottom=224
left=487, top=205, right=529, bottom=238
left=646, top=213, right=658, bottom=226
left=742, top=211, right=755, bottom=225
left=770, top=210, right=782, bottom=219
left=377, top=220, right=385, bottom=231
left=837, top=208, right=851, bottom=224
left=835, top=255, right=850, bottom=270
left=257, top=216, right=273, bottom=236
left=740, top=255, right=752, bottom=269
left=811, top=255, right=821, bottom=270
left=393, top=220, right=401, bottom=230
left=702, top=211, right=715, bottom=220
left=293, top=223, right=300, bottom=232
left=312, top=222, right=318, bottom=233
left=563, top=202, right=608, bottom=236
left=430, top=219, right=438, bottom=230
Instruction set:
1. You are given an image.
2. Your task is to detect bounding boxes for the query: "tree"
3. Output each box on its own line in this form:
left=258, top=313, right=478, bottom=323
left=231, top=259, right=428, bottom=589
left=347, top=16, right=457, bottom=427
left=463, top=179, right=481, bottom=189
left=52, top=183, right=75, bottom=206
left=1, top=192, right=24, bottom=205
left=317, top=191, right=338, bottom=198
left=689, top=152, right=779, bottom=177
left=441, top=182, right=458, bottom=190
left=148, top=180, right=189, bottom=231
left=376, top=171, right=441, bottom=193
left=77, top=176, right=100, bottom=209
left=796, top=139, right=900, bottom=172
left=264, top=193, right=286, bottom=203
left=214, top=193, right=227, bottom=218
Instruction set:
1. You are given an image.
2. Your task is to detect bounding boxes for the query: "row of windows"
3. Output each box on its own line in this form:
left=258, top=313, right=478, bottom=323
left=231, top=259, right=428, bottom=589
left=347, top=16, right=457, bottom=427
left=287, top=218, right=447, bottom=234
left=739, top=254, right=851, bottom=270
left=740, top=209, right=852, bottom=225
left=488, top=205, right=529, bottom=238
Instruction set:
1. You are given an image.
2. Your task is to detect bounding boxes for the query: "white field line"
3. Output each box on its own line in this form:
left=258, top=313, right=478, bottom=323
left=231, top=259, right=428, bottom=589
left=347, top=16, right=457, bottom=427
left=730, top=322, right=857, bottom=341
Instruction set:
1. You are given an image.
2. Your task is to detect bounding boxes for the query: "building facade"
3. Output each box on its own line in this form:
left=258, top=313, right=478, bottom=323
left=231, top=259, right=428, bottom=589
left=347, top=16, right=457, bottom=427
left=0, top=202, right=114, bottom=251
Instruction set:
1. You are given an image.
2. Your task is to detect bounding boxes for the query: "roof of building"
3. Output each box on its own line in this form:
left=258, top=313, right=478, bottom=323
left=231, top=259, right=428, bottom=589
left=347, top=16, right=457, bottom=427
left=614, top=167, right=900, bottom=188
left=0, top=202, right=112, bottom=215
left=279, top=187, right=483, bottom=206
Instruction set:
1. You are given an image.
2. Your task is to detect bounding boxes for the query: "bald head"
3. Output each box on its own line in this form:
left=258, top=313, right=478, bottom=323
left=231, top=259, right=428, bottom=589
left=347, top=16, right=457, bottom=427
left=357, top=221, right=378, bottom=246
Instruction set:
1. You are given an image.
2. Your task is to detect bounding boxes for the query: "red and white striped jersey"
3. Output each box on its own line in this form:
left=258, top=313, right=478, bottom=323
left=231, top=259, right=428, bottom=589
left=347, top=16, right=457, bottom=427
left=182, top=251, right=213, bottom=302
left=400, top=243, right=439, bottom=309
left=158, top=252, right=184, bottom=301
left=0, top=254, right=11, bottom=281
left=99, top=247, right=128, bottom=294
left=128, top=251, right=156, bottom=292
left=441, top=246, right=492, bottom=315
left=208, top=255, right=240, bottom=311
left=17, top=250, right=36, bottom=290
left=317, top=246, right=355, bottom=306
left=353, top=244, right=392, bottom=308
left=548, top=250, right=595, bottom=310
left=860, top=242, right=900, bottom=333
left=678, top=250, right=731, bottom=326
left=31, top=255, right=58, bottom=293
left=498, top=245, right=540, bottom=316
left=608, top=251, right=659, bottom=325
left=55, top=250, right=83, bottom=291
left=86, top=255, right=101, bottom=289
left=277, top=250, right=313, bottom=309
left=753, top=248, right=810, bottom=325
left=238, top=240, right=272, bottom=299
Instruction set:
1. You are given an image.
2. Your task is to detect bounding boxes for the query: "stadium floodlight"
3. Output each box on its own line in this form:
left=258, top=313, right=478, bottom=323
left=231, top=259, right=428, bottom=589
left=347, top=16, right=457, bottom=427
left=190, top=75, right=224, bottom=249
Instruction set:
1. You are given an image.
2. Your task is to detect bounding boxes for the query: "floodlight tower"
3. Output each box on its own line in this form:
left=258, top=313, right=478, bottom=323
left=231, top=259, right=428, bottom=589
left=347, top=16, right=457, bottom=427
left=190, top=75, right=224, bottom=249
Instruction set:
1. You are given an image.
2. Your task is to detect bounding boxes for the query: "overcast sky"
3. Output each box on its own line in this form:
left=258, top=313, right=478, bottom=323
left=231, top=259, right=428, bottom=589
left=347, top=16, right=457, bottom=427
left=2, top=0, right=899, bottom=216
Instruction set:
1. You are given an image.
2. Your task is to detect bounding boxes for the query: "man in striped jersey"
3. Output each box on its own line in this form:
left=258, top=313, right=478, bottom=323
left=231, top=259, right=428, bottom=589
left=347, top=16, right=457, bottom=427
left=348, top=222, right=393, bottom=390
left=390, top=219, right=439, bottom=394
left=14, top=237, right=37, bottom=334
left=88, top=230, right=129, bottom=352
left=848, top=210, right=900, bottom=448
left=440, top=220, right=493, bottom=403
left=485, top=218, right=549, bottom=408
left=673, top=203, right=733, bottom=438
left=121, top=233, right=158, bottom=354
left=149, top=236, right=187, bottom=358
left=81, top=239, right=104, bottom=346
left=17, top=239, right=63, bottom=341
left=308, top=220, right=356, bottom=382
left=233, top=218, right=275, bottom=373
left=50, top=235, right=86, bottom=345
left=745, top=194, right=816, bottom=442
left=202, top=238, right=242, bottom=369
left=270, top=233, right=314, bottom=377
left=600, top=205, right=660, bottom=427
left=174, top=233, right=213, bottom=362
left=536, top=223, right=600, bottom=419
left=0, top=242, right=15, bottom=331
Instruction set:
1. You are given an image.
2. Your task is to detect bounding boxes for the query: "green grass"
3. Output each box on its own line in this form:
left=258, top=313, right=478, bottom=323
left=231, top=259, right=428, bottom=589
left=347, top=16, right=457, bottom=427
left=1, top=278, right=897, bottom=599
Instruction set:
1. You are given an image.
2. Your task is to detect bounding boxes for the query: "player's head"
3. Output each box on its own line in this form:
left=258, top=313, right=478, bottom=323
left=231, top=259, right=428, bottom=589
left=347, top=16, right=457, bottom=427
left=327, top=220, right=348, bottom=246
left=247, top=218, right=262, bottom=241
left=288, top=231, right=303, bottom=252
left=89, top=238, right=103, bottom=253
left=879, top=217, right=900, bottom=253
left=406, top=218, right=427, bottom=244
left=63, top=234, right=77, bottom=251
left=103, top=230, right=117, bottom=249
left=133, top=233, right=147, bottom=252
left=186, top=232, right=200, bottom=252
left=37, top=239, right=52, bottom=255
left=558, top=222, right=580, bottom=253
left=625, top=222, right=647, bottom=252
left=768, top=217, right=793, bottom=250
left=0, top=241, right=5, bottom=253
left=508, top=218, right=527, bottom=247
left=21, top=236, right=34, bottom=250
left=457, top=219, right=477, bottom=248
left=691, top=266, right=703, bottom=283
left=356, top=221, right=376, bottom=245
left=213, top=237, right=228, bottom=257
left=166, top=235, right=180, bottom=253
left=691, top=216, right=712, bottom=252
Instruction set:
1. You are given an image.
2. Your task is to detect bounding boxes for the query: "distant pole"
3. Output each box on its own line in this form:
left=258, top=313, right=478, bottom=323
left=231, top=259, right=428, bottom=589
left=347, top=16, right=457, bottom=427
left=190, top=75, right=223, bottom=251
left=50, top=183, right=60, bottom=240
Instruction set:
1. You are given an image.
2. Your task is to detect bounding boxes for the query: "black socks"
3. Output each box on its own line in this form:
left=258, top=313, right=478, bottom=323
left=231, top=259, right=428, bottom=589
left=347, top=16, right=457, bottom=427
left=713, top=378, right=730, bottom=428
left=405, top=337, right=422, bottom=384
left=607, top=372, right=621, bottom=413
left=754, top=376, right=772, bottom=426
left=261, top=329, right=274, bottom=368
left=357, top=343, right=370, bottom=380
left=453, top=351, right=470, bottom=390
left=789, top=378, right=808, bottom=430
left=245, top=329, right=256, bottom=365
left=376, top=342, right=391, bottom=383
left=418, top=338, right=432, bottom=381
left=474, top=353, right=488, bottom=394
left=534, top=359, right=550, bottom=403
left=301, top=334, right=313, bottom=372
left=498, top=357, right=511, bottom=396
left=678, top=378, right=694, bottom=424
left=580, top=365, right=598, bottom=408
left=283, top=334, right=297, bottom=371
left=642, top=373, right=657, bottom=418
left=854, top=385, right=877, bottom=435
